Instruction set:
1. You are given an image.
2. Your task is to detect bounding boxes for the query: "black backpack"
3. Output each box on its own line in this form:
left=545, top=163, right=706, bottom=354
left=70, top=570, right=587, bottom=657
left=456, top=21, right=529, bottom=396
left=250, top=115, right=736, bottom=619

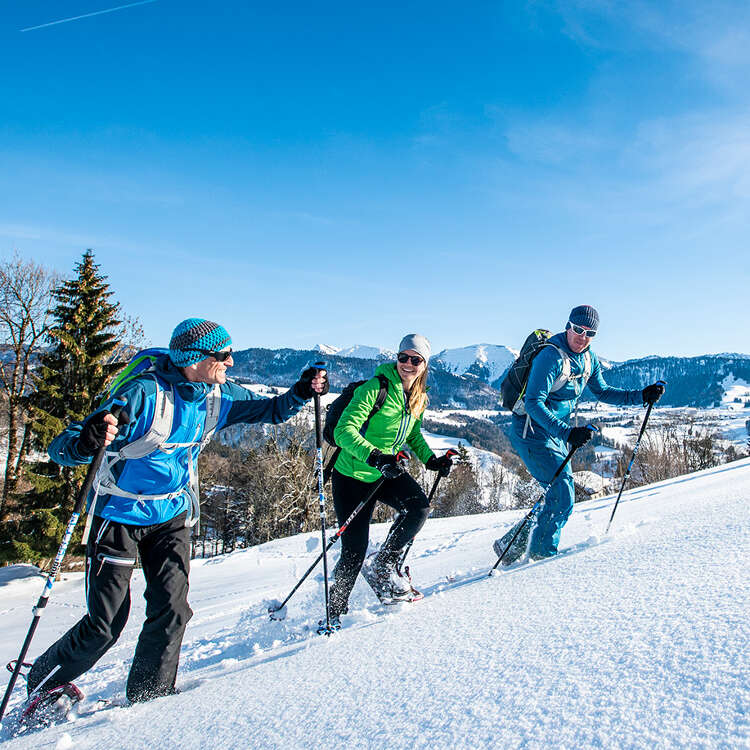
left=500, top=329, right=591, bottom=414
left=323, top=374, right=389, bottom=446
left=322, top=374, right=388, bottom=483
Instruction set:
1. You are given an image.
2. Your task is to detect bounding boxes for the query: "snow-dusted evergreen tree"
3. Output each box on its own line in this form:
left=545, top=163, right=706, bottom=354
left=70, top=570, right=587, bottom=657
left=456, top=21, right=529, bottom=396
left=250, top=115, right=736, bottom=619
left=1, top=250, right=121, bottom=563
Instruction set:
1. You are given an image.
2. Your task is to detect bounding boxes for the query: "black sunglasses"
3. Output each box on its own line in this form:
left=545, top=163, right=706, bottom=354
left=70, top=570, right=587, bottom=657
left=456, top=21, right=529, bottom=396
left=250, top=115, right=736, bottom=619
left=568, top=323, right=597, bottom=338
left=198, top=348, right=233, bottom=362
left=397, top=353, right=424, bottom=366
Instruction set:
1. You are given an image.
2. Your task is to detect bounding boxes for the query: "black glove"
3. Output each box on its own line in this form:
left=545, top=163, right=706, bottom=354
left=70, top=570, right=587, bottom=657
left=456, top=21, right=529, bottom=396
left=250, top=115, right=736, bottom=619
left=567, top=426, right=595, bottom=449
left=76, top=409, right=129, bottom=457
left=426, top=453, right=453, bottom=478
left=366, top=449, right=404, bottom=480
left=294, top=367, right=330, bottom=400
left=642, top=382, right=665, bottom=406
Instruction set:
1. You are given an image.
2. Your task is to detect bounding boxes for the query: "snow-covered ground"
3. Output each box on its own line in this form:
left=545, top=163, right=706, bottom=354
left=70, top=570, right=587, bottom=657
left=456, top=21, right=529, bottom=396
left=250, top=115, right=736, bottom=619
left=577, top=402, right=750, bottom=453
left=2, top=459, right=748, bottom=749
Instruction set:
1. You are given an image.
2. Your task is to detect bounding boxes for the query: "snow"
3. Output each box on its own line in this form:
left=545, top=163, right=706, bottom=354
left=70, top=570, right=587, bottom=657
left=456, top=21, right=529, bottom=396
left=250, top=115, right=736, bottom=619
left=721, top=374, right=750, bottom=409
left=2, top=460, right=749, bottom=749
left=313, top=344, right=340, bottom=355
left=433, top=344, right=518, bottom=382
left=335, top=345, right=395, bottom=360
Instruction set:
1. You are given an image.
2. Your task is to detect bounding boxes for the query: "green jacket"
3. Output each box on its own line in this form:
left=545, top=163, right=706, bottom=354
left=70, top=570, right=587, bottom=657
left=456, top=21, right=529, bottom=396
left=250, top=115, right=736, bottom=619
left=333, top=363, right=435, bottom=483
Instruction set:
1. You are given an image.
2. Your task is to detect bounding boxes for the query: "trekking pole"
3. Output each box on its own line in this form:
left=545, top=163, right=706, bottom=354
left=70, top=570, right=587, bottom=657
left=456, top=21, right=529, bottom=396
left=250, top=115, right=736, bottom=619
left=268, top=477, right=386, bottom=620
left=308, top=363, right=336, bottom=635
left=0, top=399, right=126, bottom=722
left=604, top=382, right=665, bottom=535
left=488, top=433, right=591, bottom=575
left=397, top=448, right=459, bottom=576
left=268, top=448, right=411, bottom=621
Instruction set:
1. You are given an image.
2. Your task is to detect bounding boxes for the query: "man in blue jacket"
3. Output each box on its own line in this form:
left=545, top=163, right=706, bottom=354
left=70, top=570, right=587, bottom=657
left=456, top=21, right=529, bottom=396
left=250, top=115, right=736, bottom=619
left=495, top=305, right=664, bottom=564
left=26, top=318, right=328, bottom=706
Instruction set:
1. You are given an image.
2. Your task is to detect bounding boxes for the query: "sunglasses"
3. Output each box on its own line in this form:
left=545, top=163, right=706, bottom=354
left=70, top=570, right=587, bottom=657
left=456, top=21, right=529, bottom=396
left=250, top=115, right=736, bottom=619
left=568, top=323, right=597, bottom=338
left=198, top=348, right=233, bottom=362
left=397, top=353, right=425, bottom=366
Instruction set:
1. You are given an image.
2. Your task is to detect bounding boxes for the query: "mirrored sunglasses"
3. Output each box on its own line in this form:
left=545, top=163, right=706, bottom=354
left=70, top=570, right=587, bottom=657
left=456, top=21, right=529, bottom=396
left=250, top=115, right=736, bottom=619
left=568, top=322, right=597, bottom=338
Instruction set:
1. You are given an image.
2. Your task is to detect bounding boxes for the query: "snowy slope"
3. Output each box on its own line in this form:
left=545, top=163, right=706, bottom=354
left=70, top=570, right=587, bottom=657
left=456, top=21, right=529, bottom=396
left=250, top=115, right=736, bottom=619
left=1, top=460, right=749, bottom=749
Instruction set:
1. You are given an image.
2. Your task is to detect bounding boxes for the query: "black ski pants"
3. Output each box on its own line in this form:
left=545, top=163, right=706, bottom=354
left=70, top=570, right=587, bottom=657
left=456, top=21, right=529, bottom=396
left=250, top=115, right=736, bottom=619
left=329, top=469, right=430, bottom=617
left=27, top=512, right=193, bottom=704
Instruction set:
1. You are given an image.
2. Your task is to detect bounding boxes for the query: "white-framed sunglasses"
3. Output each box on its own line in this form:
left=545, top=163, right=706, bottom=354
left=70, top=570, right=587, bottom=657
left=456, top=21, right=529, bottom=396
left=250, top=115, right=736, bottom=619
left=568, top=322, right=597, bottom=338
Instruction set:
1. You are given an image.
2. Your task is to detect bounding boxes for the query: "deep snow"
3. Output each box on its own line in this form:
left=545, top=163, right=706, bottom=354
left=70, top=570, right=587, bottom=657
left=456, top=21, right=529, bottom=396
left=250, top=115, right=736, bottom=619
left=1, top=460, right=749, bottom=749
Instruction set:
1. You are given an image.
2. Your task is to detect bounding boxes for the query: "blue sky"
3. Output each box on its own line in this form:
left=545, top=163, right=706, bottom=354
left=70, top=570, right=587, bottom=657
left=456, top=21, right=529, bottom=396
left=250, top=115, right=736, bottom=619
left=1, top=1, right=748, bottom=360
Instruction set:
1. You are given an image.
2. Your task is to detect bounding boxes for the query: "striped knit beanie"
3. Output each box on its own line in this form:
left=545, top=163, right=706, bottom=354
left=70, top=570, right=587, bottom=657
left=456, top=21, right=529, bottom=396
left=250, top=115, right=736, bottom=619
left=169, top=318, right=232, bottom=367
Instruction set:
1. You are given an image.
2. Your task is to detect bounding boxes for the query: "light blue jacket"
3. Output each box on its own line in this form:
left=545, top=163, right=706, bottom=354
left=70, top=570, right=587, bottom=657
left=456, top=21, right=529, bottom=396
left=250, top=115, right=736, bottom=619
left=520, top=332, right=642, bottom=441
left=48, top=355, right=307, bottom=526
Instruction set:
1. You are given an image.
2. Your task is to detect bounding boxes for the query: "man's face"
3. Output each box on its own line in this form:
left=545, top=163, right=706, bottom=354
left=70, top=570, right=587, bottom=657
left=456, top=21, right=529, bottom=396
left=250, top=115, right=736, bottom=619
left=566, top=323, right=594, bottom=354
left=182, top=347, right=234, bottom=385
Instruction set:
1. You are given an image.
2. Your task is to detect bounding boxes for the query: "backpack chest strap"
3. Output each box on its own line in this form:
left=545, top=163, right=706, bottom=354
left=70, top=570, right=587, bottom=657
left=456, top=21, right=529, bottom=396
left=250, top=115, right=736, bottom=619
left=91, top=383, right=222, bottom=530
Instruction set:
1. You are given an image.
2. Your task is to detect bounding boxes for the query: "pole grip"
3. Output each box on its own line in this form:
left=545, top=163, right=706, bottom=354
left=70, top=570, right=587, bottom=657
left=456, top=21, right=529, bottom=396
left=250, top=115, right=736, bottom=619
left=308, top=361, right=326, bottom=451
left=72, top=399, right=126, bottom=516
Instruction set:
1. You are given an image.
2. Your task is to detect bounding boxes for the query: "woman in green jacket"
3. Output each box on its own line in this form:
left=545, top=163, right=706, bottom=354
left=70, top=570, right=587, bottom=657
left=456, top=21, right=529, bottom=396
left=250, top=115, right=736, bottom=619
left=329, top=334, right=453, bottom=623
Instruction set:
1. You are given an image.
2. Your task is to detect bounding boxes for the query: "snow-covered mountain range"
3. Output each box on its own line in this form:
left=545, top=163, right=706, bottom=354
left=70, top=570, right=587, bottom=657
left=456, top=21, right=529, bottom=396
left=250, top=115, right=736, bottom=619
left=432, top=344, right=518, bottom=388
left=314, top=344, right=395, bottom=360
left=238, top=344, right=750, bottom=409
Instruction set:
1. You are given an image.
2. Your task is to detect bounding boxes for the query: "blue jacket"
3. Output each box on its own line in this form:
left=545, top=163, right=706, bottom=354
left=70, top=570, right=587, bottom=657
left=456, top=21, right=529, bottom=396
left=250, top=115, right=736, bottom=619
left=521, top=332, right=642, bottom=441
left=48, top=355, right=307, bottom=526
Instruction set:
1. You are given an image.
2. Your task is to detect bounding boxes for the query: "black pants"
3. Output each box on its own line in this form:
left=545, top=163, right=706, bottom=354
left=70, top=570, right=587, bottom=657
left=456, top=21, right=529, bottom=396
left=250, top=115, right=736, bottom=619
left=27, top=512, right=193, bottom=704
left=329, top=469, right=430, bottom=617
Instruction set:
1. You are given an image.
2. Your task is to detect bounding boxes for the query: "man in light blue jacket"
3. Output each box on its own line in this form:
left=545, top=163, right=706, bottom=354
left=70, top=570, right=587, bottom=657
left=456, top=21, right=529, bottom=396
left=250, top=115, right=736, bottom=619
left=495, top=305, right=665, bottom=564
left=26, top=318, right=328, bottom=707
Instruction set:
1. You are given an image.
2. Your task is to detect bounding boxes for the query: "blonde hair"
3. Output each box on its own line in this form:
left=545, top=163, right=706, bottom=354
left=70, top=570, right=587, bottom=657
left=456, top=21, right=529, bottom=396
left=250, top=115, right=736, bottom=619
left=406, top=367, right=429, bottom=416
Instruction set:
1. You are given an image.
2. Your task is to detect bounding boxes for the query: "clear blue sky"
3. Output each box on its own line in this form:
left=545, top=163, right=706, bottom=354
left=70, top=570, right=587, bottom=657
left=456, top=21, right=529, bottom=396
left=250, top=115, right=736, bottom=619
left=1, top=1, right=748, bottom=360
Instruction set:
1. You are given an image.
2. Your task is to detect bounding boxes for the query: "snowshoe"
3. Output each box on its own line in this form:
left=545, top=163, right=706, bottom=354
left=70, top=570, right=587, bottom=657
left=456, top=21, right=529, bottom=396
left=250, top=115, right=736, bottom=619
left=20, top=683, right=84, bottom=728
left=361, top=553, right=423, bottom=605
left=493, top=519, right=531, bottom=567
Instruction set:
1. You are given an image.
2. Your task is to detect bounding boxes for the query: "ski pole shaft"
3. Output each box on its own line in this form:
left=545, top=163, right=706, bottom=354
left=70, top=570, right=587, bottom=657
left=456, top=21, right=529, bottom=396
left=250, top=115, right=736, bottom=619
left=398, top=449, right=459, bottom=573
left=311, top=363, right=333, bottom=634
left=269, top=477, right=386, bottom=616
left=604, top=384, right=663, bottom=535
left=269, top=446, right=412, bottom=617
left=0, top=399, right=126, bottom=721
left=488, top=444, right=578, bottom=575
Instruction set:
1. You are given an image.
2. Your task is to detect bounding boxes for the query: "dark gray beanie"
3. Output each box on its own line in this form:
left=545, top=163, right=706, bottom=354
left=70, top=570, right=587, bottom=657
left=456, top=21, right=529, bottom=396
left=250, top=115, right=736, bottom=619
left=568, top=305, right=600, bottom=331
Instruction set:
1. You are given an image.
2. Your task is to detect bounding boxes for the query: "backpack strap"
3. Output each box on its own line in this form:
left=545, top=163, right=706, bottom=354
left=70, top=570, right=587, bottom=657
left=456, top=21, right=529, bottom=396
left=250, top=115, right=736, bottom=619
left=89, top=379, right=223, bottom=535
left=118, top=377, right=176, bottom=459
left=548, top=345, right=572, bottom=393
left=322, top=374, right=389, bottom=485
left=514, top=345, right=588, bottom=422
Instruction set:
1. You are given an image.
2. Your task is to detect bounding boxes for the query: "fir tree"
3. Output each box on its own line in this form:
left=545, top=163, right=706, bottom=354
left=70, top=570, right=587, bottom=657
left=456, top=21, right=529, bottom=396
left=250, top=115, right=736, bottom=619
left=1, top=250, right=122, bottom=563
